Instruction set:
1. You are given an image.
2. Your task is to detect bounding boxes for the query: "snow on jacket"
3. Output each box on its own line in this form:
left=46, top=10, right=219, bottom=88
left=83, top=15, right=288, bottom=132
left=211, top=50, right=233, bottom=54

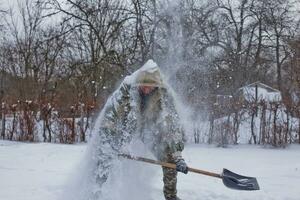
left=99, top=60, right=185, bottom=161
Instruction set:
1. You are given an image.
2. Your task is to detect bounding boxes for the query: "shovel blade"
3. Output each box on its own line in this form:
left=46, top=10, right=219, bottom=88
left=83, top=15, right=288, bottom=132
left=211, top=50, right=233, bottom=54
left=222, top=169, right=260, bottom=191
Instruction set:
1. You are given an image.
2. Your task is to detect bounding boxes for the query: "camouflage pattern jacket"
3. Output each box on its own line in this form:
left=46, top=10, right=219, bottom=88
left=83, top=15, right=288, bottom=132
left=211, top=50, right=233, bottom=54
left=98, top=61, right=185, bottom=161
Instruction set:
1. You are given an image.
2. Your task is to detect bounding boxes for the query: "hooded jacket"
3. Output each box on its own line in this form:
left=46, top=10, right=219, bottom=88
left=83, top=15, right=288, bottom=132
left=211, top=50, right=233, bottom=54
left=99, top=60, right=184, bottom=161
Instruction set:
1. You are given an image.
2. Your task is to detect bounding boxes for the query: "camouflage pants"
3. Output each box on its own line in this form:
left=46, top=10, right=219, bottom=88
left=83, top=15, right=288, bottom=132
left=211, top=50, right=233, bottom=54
left=161, top=153, right=178, bottom=200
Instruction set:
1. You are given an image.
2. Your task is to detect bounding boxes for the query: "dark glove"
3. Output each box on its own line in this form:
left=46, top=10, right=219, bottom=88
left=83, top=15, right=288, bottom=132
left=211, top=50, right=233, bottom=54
left=175, top=159, right=188, bottom=174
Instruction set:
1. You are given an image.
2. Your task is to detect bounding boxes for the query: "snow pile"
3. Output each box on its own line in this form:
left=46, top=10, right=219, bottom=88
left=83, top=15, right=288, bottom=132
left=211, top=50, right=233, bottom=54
left=62, top=139, right=158, bottom=200
left=100, top=140, right=157, bottom=200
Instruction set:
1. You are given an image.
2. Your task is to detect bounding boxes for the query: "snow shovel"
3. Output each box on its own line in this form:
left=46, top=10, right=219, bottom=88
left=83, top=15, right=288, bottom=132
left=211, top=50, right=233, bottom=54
left=119, top=154, right=260, bottom=191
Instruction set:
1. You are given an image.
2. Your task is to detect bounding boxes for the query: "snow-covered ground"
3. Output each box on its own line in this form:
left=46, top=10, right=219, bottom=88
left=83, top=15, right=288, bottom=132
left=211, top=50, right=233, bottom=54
left=0, top=141, right=86, bottom=200
left=0, top=140, right=299, bottom=200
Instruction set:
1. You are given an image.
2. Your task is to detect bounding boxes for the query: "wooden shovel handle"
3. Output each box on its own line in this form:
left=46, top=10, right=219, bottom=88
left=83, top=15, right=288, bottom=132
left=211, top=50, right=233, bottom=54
left=119, top=154, right=222, bottom=179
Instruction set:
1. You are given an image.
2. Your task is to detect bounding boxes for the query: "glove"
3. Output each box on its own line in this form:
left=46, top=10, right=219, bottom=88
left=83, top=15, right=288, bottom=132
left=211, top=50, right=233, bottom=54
left=175, top=159, right=188, bottom=174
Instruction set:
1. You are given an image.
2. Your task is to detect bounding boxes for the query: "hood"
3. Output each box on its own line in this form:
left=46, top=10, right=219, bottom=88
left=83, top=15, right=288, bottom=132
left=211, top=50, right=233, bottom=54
left=134, top=60, right=165, bottom=88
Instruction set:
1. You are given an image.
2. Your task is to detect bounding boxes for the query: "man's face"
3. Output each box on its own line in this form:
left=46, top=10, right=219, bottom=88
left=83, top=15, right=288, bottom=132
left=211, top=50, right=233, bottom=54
left=139, top=85, right=156, bottom=95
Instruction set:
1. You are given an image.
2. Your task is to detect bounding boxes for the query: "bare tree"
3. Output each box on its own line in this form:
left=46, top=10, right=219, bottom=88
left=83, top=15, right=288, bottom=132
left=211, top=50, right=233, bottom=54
left=3, top=0, right=47, bottom=100
left=51, top=2, right=129, bottom=66
left=262, top=0, right=295, bottom=91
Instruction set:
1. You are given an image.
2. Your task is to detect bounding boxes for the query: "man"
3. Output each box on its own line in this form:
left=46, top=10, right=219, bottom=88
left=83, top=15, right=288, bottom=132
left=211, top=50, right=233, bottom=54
left=94, top=60, right=188, bottom=200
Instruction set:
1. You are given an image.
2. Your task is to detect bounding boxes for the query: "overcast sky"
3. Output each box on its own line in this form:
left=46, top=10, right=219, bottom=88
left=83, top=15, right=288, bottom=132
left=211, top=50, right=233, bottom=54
left=1, top=0, right=17, bottom=11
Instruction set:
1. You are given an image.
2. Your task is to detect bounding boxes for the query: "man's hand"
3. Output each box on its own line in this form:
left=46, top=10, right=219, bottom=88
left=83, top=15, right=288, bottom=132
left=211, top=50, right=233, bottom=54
left=175, top=159, right=188, bottom=174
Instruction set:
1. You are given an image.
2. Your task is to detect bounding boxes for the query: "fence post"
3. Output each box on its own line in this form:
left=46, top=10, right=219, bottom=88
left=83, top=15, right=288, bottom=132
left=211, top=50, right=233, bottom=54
left=80, top=103, right=85, bottom=142
left=1, top=102, right=5, bottom=139
left=71, top=106, right=76, bottom=143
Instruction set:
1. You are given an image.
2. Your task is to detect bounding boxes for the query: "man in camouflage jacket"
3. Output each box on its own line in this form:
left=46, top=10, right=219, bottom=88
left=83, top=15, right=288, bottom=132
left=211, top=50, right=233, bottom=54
left=94, top=60, right=188, bottom=200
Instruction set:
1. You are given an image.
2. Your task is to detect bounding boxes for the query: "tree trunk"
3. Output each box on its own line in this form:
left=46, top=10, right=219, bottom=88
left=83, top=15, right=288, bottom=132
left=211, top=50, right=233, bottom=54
left=10, top=112, right=16, bottom=140
left=46, top=119, right=52, bottom=143
left=273, top=105, right=278, bottom=146
left=208, top=114, right=214, bottom=144
left=80, top=103, right=85, bottom=142
left=1, top=103, right=5, bottom=139
left=285, top=111, right=289, bottom=144
left=260, top=103, right=266, bottom=145
left=43, top=120, right=47, bottom=142
left=233, top=112, right=239, bottom=144
left=223, top=115, right=231, bottom=146
left=298, top=118, right=300, bottom=144
left=71, top=108, right=76, bottom=143
left=194, top=127, right=200, bottom=144
left=251, top=110, right=257, bottom=144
